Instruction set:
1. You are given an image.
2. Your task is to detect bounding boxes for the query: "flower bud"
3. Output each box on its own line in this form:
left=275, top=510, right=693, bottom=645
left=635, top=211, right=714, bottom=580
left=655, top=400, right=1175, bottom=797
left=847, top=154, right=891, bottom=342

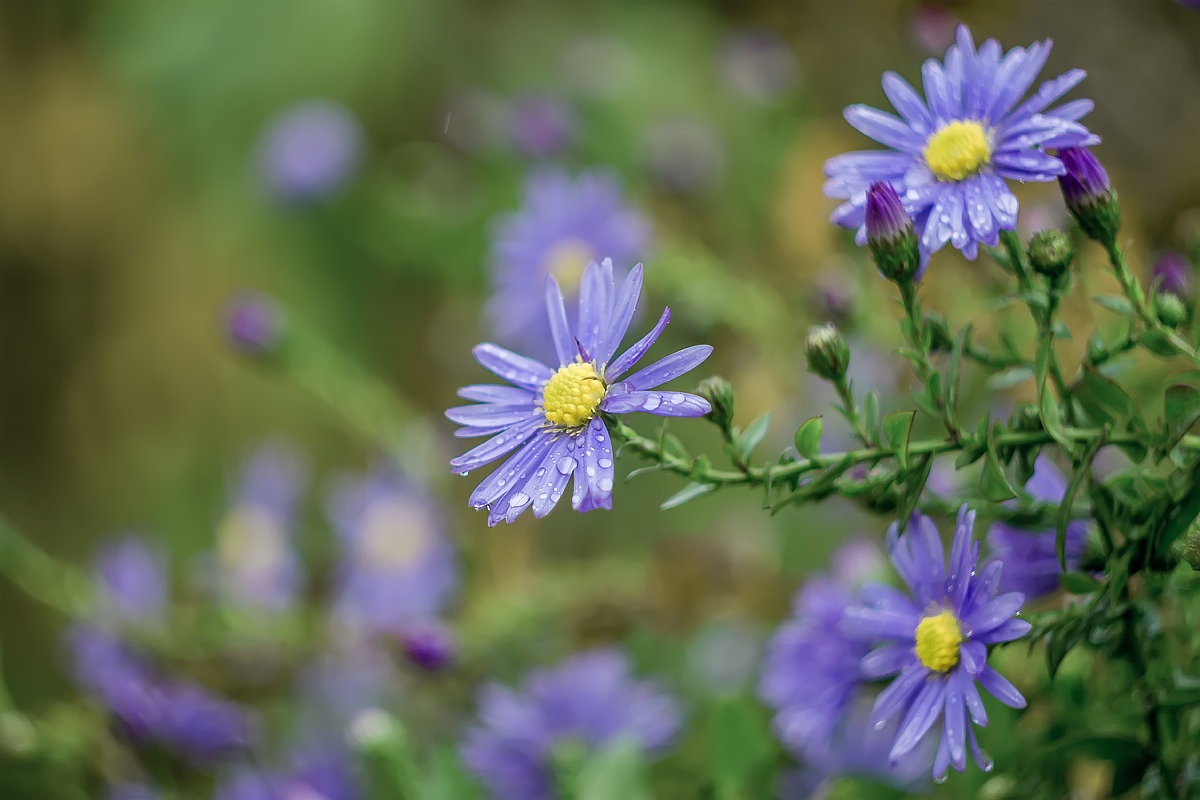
left=695, top=375, right=735, bottom=430
left=1027, top=230, right=1075, bottom=277
left=401, top=623, right=456, bottom=672
left=1151, top=250, right=1194, bottom=299
left=225, top=292, right=284, bottom=357
left=1056, top=147, right=1120, bottom=243
left=865, top=182, right=920, bottom=283
left=1155, top=292, right=1188, bottom=327
left=805, top=323, right=850, bottom=382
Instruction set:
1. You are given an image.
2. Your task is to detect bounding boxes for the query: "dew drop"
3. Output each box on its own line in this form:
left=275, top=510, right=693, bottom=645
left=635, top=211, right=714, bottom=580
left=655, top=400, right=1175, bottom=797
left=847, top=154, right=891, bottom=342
left=978, top=751, right=994, bottom=772
left=873, top=720, right=886, bottom=731
left=598, top=458, right=613, bottom=469
left=536, top=468, right=546, bottom=478
left=670, top=393, right=686, bottom=404
left=934, top=773, right=948, bottom=785
left=557, top=456, right=578, bottom=474
left=642, top=395, right=661, bottom=411
left=509, top=492, right=531, bottom=508
left=457, top=471, right=469, bottom=477
left=586, top=466, right=596, bottom=477
left=598, top=478, right=613, bottom=492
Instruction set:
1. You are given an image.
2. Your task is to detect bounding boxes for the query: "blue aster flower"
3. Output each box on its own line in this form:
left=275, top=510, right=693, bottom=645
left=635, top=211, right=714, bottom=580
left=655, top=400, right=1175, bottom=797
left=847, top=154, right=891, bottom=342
left=825, top=24, right=1097, bottom=260
left=448, top=259, right=713, bottom=526
left=326, top=465, right=458, bottom=636
left=93, top=535, right=168, bottom=628
left=759, top=576, right=870, bottom=762
left=460, top=649, right=681, bottom=800
left=214, top=441, right=307, bottom=612
left=488, top=169, right=650, bottom=352
left=987, top=455, right=1088, bottom=600
left=843, top=508, right=1031, bottom=780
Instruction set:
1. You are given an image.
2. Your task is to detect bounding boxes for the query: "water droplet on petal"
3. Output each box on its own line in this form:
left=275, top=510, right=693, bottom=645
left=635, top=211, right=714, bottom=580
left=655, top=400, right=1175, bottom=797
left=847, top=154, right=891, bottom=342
left=457, top=471, right=469, bottom=477
left=598, top=458, right=612, bottom=469
left=978, top=751, right=994, bottom=772
left=557, top=456, right=577, bottom=474
left=642, top=395, right=661, bottom=411
left=934, top=773, right=948, bottom=785
left=873, top=720, right=886, bottom=731
left=670, top=393, right=686, bottom=404
left=509, top=492, right=531, bottom=508
left=586, top=466, right=596, bottom=477
left=598, top=478, right=613, bottom=492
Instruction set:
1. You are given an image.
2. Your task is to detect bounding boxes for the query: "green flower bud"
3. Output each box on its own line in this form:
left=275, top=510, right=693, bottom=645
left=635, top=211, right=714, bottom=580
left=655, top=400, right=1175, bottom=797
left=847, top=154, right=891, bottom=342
left=1155, top=292, right=1188, bottom=327
left=695, top=375, right=735, bottom=431
left=1028, top=230, right=1075, bottom=277
left=805, top=323, right=850, bottom=382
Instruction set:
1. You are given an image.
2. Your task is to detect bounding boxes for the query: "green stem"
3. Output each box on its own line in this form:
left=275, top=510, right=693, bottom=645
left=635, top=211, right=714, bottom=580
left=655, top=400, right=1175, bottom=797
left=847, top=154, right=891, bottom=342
left=1103, top=238, right=1200, bottom=363
left=897, top=280, right=957, bottom=437
left=1001, top=231, right=1073, bottom=411
left=833, top=377, right=873, bottom=446
left=0, top=516, right=93, bottom=619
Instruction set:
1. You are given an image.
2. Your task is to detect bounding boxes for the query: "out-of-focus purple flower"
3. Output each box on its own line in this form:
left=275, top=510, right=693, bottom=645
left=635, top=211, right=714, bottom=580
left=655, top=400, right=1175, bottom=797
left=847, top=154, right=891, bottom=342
left=641, top=118, right=726, bottom=194
left=1152, top=250, right=1194, bottom=299
left=106, top=783, right=164, bottom=800
left=68, top=626, right=151, bottom=698
left=257, top=100, right=363, bottom=204
left=402, top=622, right=457, bottom=672
left=94, top=536, right=168, bottom=627
left=844, top=508, right=1030, bottom=780
left=987, top=456, right=1088, bottom=599
left=282, top=743, right=361, bottom=800
left=719, top=28, right=798, bottom=103
left=759, top=577, right=869, bottom=761
left=297, top=645, right=395, bottom=734
left=327, top=467, right=457, bottom=636
left=830, top=538, right=888, bottom=587
left=461, top=649, right=681, bottom=800
left=214, top=770, right=279, bottom=800
left=511, top=96, right=576, bottom=158
left=153, top=682, right=253, bottom=764
left=216, top=441, right=307, bottom=613
left=448, top=260, right=713, bottom=525
left=826, top=25, right=1097, bottom=262
left=488, top=169, right=650, bottom=351
left=1177, top=0, right=1200, bottom=11
left=439, top=89, right=511, bottom=153
left=910, top=3, right=958, bottom=54
left=1016, top=201, right=1069, bottom=240
left=225, top=292, right=285, bottom=357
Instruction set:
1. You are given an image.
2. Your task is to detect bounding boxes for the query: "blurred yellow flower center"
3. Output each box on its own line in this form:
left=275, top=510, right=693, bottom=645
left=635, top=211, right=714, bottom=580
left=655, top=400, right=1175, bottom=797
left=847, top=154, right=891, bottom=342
left=359, top=496, right=433, bottom=570
left=915, top=610, right=963, bottom=672
left=924, top=120, right=991, bottom=182
left=542, top=360, right=605, bottom=428
left=544, top=238, right=595, bottom=291
left=217, top=504, right=286, bottom=575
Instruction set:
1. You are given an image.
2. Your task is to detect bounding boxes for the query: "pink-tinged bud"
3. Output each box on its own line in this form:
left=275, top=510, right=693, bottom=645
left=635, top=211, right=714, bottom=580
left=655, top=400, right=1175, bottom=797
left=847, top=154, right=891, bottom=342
left=865, top=182, right=920, bottom=283
left=1056, top=147, right=1120, bottom=242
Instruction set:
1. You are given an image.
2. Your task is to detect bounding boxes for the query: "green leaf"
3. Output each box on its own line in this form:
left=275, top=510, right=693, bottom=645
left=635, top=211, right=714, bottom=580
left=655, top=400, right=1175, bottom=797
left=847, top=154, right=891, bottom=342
left=882, top=410, right=917, bottom=471
left=577, top=738, right=650, bottom=800
left=736, top=413, right=770, bottom=459
left=979, top=424, right=1018, bottom=502
left=987, top=366, right=1034, bottom=391
left=709, top=698, right=774, bottom=797
left=1056, top=443, right=1099, bottom=569
left=1154, top=462, right=1200, bottom=556
left=863, top=390, right=881, bottom=442
left=1093, top=295, right=1135, bottom=316
left=1035, top=337, right=1074, bottom=456
left=1139, top=328, right=1181, bottom=357
left=660, top=482, right=715, bottom=510
left=793, top=416, right=823, bottom=460
left=1163, top=383, right=1200, bottom=449
left=1075, top=365, right=1137, bottom=425
left=1059, top=572, right=1101, bottom=594
left=910, top=389, right=941, bottom=419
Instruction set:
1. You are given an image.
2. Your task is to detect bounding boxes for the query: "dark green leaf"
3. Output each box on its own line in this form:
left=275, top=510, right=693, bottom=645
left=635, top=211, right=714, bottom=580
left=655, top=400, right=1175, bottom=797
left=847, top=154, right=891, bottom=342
left=1093, top=295, right=1135, bottom=316
left=1163, top=383, right=1200, bottom=449
left=979, top=424, right=1018, bottom=502
left=1154, top=462, right=1200, bottom=556
left=1139, top=328, right=1181, bottom=357
left=987, top=366, right=1034, bottom=391
left=709, top=698, right=774, bottom=797
left=659, top=482, right=714, bottom=510
left=1057, top=442, right=1099, bottom=569
left=1059, top=572, right=1101, bottom=594
left=1075, top=365, right=1137, bottom=425
left=910, top=389, right=941, bottom=419
left=882, top=410, right=917, bottom=471
left=863, top=390, right=881, bottom=442
left=736, top=412, right=770, bottom=459
left=793, top=416, right=823, bottom=461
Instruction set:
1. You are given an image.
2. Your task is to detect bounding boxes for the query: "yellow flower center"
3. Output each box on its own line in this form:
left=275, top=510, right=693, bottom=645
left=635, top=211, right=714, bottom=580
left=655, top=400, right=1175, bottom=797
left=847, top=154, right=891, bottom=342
left=543, top=238, right=595, bottom=292
left=915, top=609, right=963, bottom=672
left=923, top=120, right=991, bottom=182
left=542, top=360, right=605, bottom=429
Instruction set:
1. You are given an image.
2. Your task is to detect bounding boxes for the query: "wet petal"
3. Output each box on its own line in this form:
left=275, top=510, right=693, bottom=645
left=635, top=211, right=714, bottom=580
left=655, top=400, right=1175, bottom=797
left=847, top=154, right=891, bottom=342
left=473, top=344, right=553, bottom=391
left=607, top=308, right=671, bottom=381
left=600, top=390, right=711, bottom=417
left=451, top=418, right=543, bottom=473
left=621, top=345, right=713, bottom=391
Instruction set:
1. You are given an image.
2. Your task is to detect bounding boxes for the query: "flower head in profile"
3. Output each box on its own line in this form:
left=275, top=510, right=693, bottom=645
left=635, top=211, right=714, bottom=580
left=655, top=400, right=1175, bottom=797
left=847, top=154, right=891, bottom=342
left=488, top=169, right=650, bottom=352
left=844, top=508, right=1031, bottom=780
left=987, top=455, right=1088, bottom=600
left=461, top=649, right=681, bottom=800
left=448, top=259, right=713, bottom=526
left=326, top=466, right=458, bottom=636
left=825, top=25, right=1097, bottom=261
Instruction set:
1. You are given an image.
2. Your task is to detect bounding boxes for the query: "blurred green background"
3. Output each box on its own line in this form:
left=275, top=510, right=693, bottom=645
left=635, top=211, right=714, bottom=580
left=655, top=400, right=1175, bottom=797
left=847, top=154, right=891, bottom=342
left=2, top=0, right=1199, bottom=760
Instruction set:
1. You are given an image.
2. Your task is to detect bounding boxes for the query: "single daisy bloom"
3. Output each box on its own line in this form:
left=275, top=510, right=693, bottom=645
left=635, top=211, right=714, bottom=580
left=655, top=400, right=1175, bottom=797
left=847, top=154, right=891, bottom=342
left=460, top=649, right=681, bottom=800
left=488, top=169, right=650, bottom=353
left=825, top=24, right=1097, bottom=260
left=843, top=508, right=1031, bottom=780
left=448, top=259, right=713, bottom=526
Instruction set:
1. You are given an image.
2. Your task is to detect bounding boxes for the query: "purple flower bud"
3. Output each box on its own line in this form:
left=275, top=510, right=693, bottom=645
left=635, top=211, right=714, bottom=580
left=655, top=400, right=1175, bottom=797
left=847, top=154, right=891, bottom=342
left=401, top=623, right=456, bottom=672
left=1057, top=146, right=1120, bottom=242
left=1152, top=250, right=1194, bottom=299
left=865, top=182, right=919, bottom=282
left=225, top=292, right=284, bottom=356
left=511, top=96, right=575, bottom=158
left=257, top=100, right=363, bottom=204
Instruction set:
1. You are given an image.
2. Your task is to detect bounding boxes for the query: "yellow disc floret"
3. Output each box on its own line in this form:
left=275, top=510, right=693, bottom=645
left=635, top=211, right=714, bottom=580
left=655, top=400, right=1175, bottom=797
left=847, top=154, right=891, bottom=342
left=923, top=120, right=991, bottom=182
left=915, top=609, right=963, bottom=672
left=542, top=360, right=605, bottom=429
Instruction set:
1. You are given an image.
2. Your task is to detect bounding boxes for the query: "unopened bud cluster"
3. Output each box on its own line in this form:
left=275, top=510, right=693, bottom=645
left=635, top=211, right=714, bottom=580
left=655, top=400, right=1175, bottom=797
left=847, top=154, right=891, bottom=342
left=1028, top=230, right=1074, bottom=278
left=695, top=375, right=735, bottom=431
left=805, top=323, right=850, bottom=382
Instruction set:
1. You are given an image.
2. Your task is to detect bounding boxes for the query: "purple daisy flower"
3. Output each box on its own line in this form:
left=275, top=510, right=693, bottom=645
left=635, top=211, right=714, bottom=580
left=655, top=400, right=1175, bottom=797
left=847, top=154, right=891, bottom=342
left=94, top=535, right=168, bottom=627
left=843, top=507, right=1031, bottom=780
left=987, top=456, right=1088, bottom=600
left=511, top=95, right=576, bottom=159
left=488, top=170, right=650, bottom=352
left=215, top=441, right=307, bottom=612
left=825, top=24, right=1097, bottom=260
left=257, top=100, right=363, bottom=205
left=759, top=577, right=870, bottom=762
left=1152, top=250, right=1194, bottom=299
left=449, top=259, right=713, bottom=525
left=327, top=466, right=458, bottom=636
left=460, top=649, right=681, bottom=800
